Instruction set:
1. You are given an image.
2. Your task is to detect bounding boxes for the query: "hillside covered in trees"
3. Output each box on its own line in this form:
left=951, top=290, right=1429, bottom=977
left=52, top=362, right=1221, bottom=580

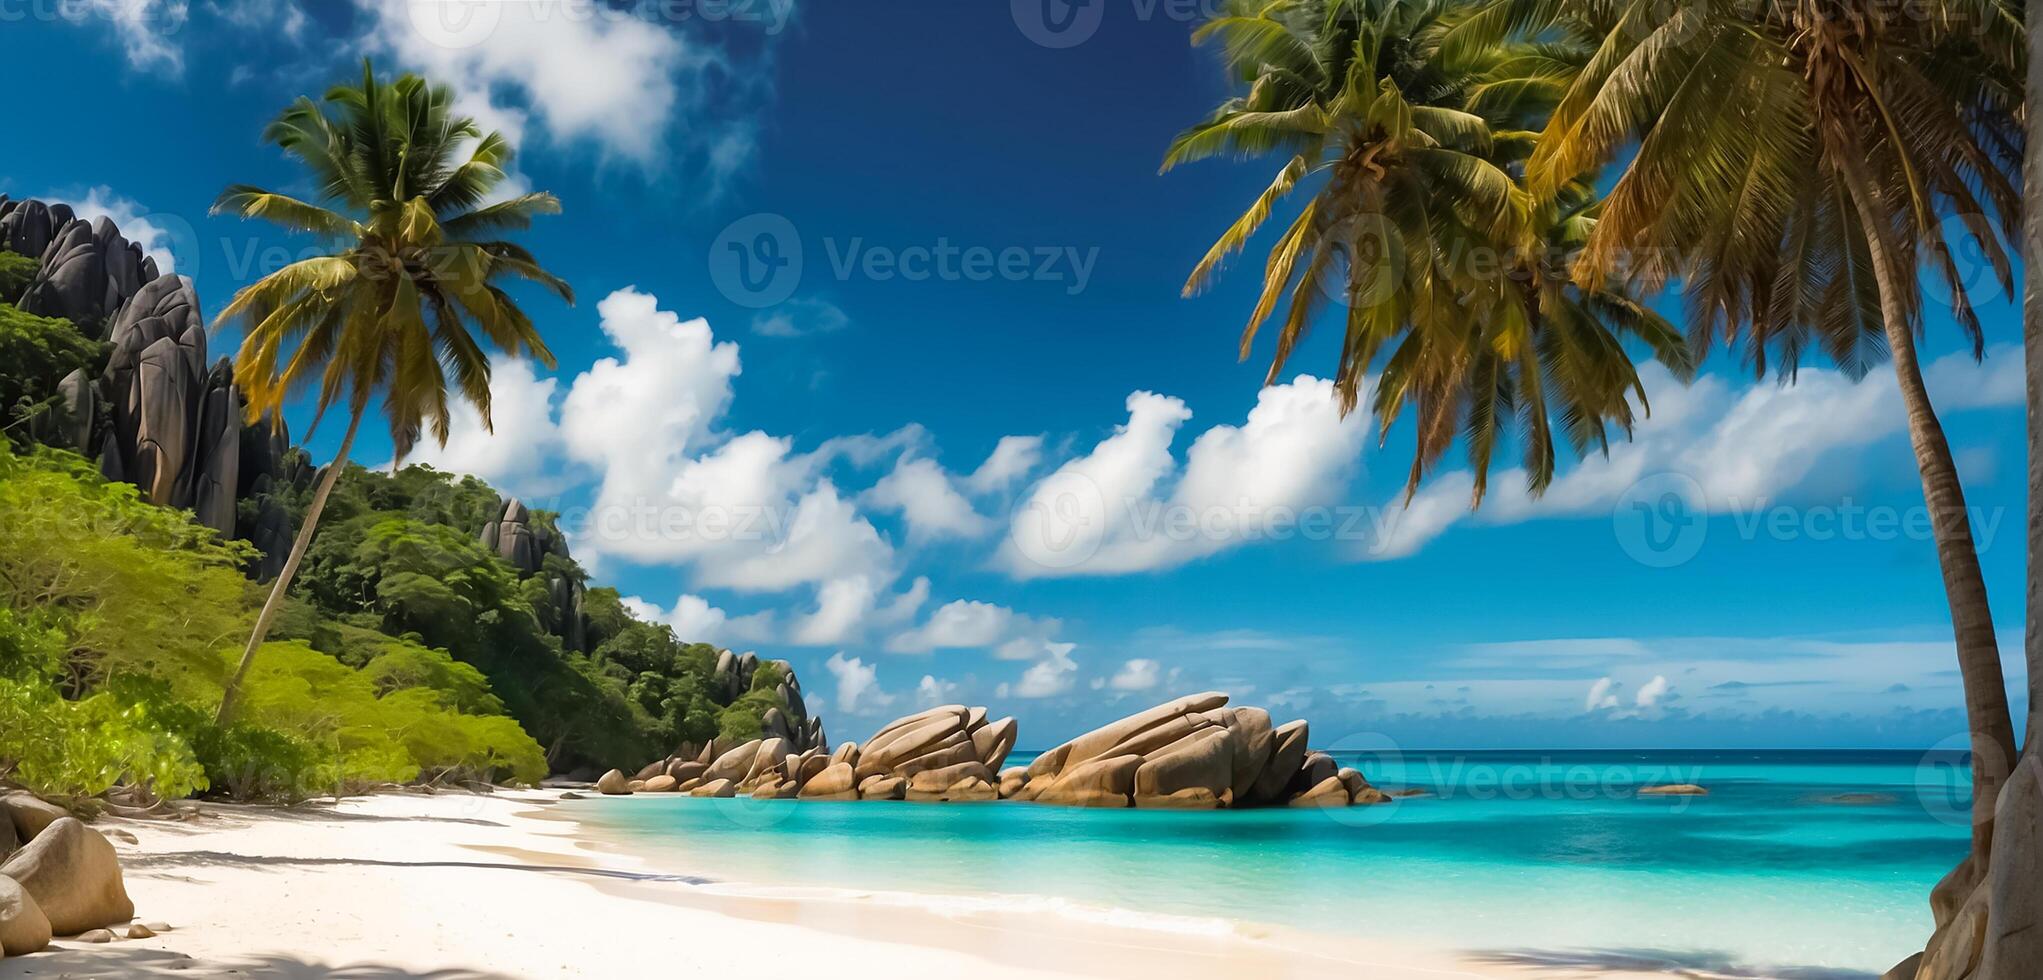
left=0, top=197, right=817, bottom=802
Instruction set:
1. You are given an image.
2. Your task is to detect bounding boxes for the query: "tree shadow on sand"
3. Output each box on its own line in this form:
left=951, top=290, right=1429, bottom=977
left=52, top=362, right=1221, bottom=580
left=120, top=849, right=714, bottom=885
left=0, top=946, right=513, bottom=979
left=1471, top=947, right=1878, bottom=980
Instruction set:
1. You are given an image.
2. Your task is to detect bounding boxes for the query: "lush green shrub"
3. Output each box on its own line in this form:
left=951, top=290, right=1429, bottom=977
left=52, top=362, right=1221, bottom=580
left=0, top=444, right=254, bottom=686
left=0, top=302, right=104, bottom=449
left=0, top=251, right=37, bottom=303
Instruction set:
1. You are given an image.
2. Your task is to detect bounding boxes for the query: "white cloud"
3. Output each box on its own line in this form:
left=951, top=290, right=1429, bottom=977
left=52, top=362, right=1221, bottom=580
left=1106, top=658, right=1162, bottom=692
left=916, top=675, right=959, bottom=706
left=865, top=457, right=991, bottom=543
left=557, top=289, right=897, bottom=592
left=887, top=599, right=1062, bottom=657
left=65, top=0, right=188, bottom=74
left=965, top=435, right=1044, bottom=494
left=1364, top=350, right=2024, bottom=559
left=1002, top=377, right=1367, bottom=577
left=1006, top=642, right=1078, bottom=699
left=825, top=653, right=893, bottom=715
left=398, top=355, right=565, bottom=493
left=356, top=0, right=702, bottom=164
left=752, top=298, right=850, bottom=338
left=618, top=593, right=774, bottom=647
left=52, top=187, right=181, bottom=274
left=1586, top=677, right=1621, bottom=712
left=787, top=575, right=928, bottom=646
left=1635, top=675, right=1671, bottom=709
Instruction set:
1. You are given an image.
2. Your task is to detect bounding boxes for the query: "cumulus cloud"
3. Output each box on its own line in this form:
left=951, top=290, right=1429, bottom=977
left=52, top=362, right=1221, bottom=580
left=865, top=457, right=992, bottom=543
left=356, top=0, right=703, bottom=164
left=618, top=593, right=774, bottom=647
left=551, top=289, right=895, bottom=592
left=1002, top=377, right=1367, bottom=577
left=1586, top=677, right=1621, bottom=712
left=887, top=599, right=1063, bottom=658
left=916, top=675, right=959, bottom=706
left=787, top=575, right=927, bottom=646
left=397, top=355, right=566, bottom=494
left=1105, top=658, right=1161, bottom=692
left=1364, top=350, right=2024, bottom=559
left=965, top=436, right=1045, bottom=494
left=1635, top=675, right=1672, bottom=710
left=825, top=653, right=893, bottom=714
left=1000, top=642, right=1078, bottom=699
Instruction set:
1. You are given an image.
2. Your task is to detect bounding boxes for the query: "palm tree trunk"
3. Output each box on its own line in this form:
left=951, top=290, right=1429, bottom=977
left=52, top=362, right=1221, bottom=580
left=1838, top=158, right=2017, bottom=870
left=2023, top=0, right=2043, bottom=770
left=215, top=402, right=367, bottom=725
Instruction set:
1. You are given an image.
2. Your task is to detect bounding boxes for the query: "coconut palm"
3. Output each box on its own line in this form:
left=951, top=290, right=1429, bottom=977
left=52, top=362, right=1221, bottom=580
left=210, top=61, right=572, bottom=723
left=1461, top=0, right=2023, bottom=954
left=1167, top=0, right=1687, bottom=504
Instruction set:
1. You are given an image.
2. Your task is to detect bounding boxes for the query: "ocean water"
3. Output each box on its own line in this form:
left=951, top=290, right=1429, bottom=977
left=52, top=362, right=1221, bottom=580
left=566, top=750, right=1970, bottom=977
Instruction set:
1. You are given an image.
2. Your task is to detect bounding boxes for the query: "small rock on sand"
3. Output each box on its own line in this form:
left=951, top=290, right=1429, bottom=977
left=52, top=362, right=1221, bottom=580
left=75, top=928, right=115, bottom=943
left=127, top=923, right=155, bottom=939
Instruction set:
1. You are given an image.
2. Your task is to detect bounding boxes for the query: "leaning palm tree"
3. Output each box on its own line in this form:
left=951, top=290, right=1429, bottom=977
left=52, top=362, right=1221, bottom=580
left=1167, top=0, right=1687, bottom=504
left=1466, top=0, right=2023, bottom=968
left=210, top=61, right=572, bottom=723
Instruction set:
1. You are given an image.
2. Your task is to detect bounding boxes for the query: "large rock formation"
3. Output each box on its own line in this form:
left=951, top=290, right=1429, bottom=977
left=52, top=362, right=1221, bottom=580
left=581, top=695, right=1385, bottom=810
left=480, top=496, right=591, bottom=654
left=2, top=196, right=305, bottom=575
left=1013, top=694, right=1382, bottom=809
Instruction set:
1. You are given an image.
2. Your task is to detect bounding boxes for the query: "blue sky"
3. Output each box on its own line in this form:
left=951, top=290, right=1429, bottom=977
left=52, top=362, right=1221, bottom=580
left=2, top=0, right=2029, bottom=749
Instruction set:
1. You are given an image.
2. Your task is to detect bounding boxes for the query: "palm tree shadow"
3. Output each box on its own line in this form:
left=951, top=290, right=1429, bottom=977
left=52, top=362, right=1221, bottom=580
left=0, top=946, right=512, bottom=979
left=1471, top=947, right=1878, bottom=980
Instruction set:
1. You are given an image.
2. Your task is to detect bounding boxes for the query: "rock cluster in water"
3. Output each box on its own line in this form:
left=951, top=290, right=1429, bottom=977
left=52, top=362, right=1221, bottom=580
left=1, top=196, right=307, bottom=579
left=594, top=692, right=1387, bottom=809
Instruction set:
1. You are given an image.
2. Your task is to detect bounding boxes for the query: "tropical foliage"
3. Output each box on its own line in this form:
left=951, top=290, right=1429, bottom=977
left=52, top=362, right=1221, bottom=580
left=1173, top=0, right=2029, bottom=966
left=1167, top=0, right=1691, bottom=503
left=210, top=59, right=574, bottom=723
left=0, top=443, right=546, bottom=800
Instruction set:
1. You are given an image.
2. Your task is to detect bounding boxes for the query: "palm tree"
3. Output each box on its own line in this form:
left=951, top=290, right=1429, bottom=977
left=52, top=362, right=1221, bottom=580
left=1167, top=0, right=1689, bottom=505
left=1464, top=0, right=2023, bottom=961
left=210, top=61, right=572, bottom=723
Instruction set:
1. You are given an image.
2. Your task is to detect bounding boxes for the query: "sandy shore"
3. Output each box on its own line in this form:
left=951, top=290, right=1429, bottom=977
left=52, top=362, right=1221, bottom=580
left=0, top=790, right=1673, bottom=980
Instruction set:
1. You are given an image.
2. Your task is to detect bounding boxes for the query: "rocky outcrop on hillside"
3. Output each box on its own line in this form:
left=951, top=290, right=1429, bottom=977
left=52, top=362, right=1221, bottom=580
left=480, top=496, right=591, bottom=654
left=590, top=694, right=1386, bottom=810
left=2, top=195, right=306, bottom=578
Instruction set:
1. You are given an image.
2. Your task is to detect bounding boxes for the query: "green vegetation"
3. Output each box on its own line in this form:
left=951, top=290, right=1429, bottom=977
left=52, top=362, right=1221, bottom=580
left=0, top=302, right=104, bottom=450
left=0, top=250, right=36, bottom=302
left=210, top=60, right=574, bottom=723
left=1171, top=0, right=2027, bottom=961
left=0, top=442, right=551, bottom=800
left=0, top=64, right=798, bottom=806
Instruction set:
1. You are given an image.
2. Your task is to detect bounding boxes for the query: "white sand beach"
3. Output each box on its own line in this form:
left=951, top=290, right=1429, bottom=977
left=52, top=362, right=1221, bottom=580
left=0, top=791, right=1672, bottom=980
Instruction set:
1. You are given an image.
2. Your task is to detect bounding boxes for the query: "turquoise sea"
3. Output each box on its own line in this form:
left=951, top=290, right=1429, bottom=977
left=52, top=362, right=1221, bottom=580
left=566, top=750, right=1971, bottom=978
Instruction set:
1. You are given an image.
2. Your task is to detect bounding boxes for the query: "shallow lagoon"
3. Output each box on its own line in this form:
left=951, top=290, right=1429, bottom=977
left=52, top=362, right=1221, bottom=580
left=570, top=750, right=1967, bottom=977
